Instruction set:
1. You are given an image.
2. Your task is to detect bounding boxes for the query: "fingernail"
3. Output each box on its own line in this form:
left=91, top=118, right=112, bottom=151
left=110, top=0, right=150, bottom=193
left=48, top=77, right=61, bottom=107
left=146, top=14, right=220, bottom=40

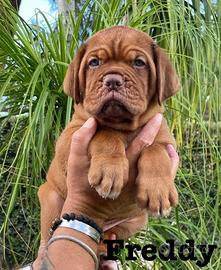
left=166, top=144, right=175, bottom=157
left=83, top=117, right=95, bottom=128
left=154, top=113, right=163, bottom=123
left=109, top=233, right=116, bottom=240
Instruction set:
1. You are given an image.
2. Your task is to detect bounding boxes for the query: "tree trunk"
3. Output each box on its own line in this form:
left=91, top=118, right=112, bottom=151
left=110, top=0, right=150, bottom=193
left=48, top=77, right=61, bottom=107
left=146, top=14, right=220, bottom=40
left=56, top=0, right=76, bottom=45
left=57, top=0, right=75, bottom=15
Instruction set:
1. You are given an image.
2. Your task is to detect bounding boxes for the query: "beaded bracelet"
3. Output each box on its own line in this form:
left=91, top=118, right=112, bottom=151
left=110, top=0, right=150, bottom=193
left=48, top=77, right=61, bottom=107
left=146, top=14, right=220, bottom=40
left=49, top=213, right=103, bottom=237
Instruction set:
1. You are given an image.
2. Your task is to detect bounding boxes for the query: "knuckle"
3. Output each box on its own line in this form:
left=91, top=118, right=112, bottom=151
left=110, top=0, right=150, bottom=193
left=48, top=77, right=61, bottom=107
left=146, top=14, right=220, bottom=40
left=72, top=131, right=84, bottom=144
left=133, top=138, right=148, bottom=153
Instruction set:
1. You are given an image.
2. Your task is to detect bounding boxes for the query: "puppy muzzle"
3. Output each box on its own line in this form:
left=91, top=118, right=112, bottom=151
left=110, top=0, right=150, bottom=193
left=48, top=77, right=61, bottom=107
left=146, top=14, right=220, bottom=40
left=92, top=72, right=133, bottom=123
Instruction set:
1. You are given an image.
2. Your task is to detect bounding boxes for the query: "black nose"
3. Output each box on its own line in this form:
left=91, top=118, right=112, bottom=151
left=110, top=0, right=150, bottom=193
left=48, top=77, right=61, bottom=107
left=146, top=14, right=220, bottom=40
left=103, top=74, right=124, bottom=91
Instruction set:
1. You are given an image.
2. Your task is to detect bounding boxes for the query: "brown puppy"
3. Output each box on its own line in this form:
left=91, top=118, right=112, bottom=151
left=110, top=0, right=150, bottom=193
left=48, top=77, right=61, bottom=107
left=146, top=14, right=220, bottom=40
left=37, top=26, right=179, bottom=265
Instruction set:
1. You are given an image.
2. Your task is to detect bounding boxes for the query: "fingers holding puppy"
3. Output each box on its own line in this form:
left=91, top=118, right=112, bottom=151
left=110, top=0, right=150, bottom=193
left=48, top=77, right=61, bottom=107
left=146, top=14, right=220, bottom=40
left=126, top=113, right=163, bottom=164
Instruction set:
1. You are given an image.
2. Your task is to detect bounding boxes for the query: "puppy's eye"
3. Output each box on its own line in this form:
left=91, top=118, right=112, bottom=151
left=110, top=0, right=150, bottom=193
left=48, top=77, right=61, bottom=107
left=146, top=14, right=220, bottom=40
left=133, top=58, right=146, bottom=68
left=88, top=57, right=100, bottom=68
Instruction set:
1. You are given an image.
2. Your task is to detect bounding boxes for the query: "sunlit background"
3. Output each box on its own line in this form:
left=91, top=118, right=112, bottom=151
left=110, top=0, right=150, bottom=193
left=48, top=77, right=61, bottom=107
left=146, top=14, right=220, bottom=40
left=19, top=0, right=57, bottom=23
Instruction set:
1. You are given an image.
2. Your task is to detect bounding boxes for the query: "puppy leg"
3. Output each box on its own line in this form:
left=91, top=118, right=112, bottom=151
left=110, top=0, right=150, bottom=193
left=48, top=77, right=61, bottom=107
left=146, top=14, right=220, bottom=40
left=136, top=143, right=178, bottom=216
left=88, top=129, right=128, bottom=199
left=33, top=182, right=64, bottom=270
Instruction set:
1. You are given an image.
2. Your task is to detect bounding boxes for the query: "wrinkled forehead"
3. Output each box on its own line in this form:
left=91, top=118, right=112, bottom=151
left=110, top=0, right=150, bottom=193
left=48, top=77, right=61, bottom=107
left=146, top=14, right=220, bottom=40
left=84, top=26, right=154, bottom=59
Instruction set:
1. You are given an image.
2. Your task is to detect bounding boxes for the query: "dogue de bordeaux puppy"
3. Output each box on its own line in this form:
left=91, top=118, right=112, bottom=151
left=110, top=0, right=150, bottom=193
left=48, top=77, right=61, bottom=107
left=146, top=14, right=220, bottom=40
left=37, top=26, right=179, bottom=267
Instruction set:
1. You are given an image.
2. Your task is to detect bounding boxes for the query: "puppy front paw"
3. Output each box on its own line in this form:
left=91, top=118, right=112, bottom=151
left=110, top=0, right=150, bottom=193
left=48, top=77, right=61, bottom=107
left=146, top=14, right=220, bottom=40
left=136, top=175, right=178, bottom=217
left=88, top=154, right=128, bottom=199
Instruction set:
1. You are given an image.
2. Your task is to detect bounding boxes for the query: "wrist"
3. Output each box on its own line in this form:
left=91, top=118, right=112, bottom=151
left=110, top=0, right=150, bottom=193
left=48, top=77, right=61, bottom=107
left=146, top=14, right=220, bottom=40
left=48, top=227, right=98, bottom=270
left=48, top=213, right=102, bottom=270
left=62, top=198, right=104, bottom=228
left=52, top=227, right=98, bottom=249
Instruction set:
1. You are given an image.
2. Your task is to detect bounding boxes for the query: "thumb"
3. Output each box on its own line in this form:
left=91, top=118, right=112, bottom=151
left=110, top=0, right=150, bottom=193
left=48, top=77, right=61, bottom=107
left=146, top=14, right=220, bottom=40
left=70, top=117, right=97, bottom=157
left=126, top=113, right=163, bottom=164
left=166, top=144, right=179, bottom=178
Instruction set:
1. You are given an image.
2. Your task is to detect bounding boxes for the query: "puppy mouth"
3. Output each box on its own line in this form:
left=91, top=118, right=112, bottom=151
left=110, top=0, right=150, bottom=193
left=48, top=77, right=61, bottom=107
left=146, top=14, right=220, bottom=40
left=96, top=92, right=133, bottom=123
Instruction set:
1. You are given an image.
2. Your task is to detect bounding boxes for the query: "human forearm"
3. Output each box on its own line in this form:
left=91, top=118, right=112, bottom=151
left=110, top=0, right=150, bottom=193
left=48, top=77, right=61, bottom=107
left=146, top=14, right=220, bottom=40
left=47, top=227, right=98, bottom=270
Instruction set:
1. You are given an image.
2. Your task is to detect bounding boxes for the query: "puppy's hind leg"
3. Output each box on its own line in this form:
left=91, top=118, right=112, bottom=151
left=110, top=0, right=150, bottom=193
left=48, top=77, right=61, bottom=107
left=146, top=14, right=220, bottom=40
left=33, top=182, right=64, bottom=270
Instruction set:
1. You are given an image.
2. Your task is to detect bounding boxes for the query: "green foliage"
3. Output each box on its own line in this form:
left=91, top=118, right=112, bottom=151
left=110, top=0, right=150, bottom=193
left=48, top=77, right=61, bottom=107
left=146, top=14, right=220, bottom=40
left=0, top=0, right=220, bottom=269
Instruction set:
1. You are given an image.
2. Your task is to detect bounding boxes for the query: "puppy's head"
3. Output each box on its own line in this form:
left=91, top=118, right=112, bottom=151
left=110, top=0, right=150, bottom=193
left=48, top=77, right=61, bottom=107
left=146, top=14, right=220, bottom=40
left=64, top=26, right=179, bottom=128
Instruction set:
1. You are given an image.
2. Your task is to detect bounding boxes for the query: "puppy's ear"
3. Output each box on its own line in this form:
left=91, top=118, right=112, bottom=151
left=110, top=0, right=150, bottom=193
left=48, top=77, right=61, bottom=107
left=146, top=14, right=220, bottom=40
left=154, top=45, right=180, bottom=105
left=63, top=44, right=86, bottom=104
